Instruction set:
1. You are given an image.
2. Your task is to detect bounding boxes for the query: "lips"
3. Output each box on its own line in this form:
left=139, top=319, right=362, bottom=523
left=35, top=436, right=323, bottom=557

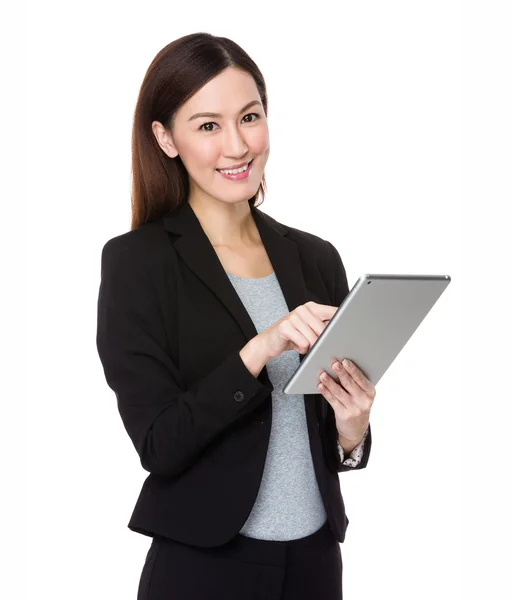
left=216, top=159, right=253, bottom=172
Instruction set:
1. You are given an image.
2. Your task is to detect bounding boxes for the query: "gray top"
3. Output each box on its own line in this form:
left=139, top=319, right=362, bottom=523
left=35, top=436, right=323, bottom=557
left=226, top=270, right=366, bottom=541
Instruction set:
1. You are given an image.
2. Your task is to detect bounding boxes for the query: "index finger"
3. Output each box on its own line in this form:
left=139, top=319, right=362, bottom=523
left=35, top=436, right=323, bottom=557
left=305, top=301, right=339, bottom=322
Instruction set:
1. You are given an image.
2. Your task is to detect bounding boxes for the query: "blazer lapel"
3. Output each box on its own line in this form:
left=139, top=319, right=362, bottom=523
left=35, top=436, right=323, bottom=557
left=162, top=201, right=309, bottom=347
left=162, top=201, right=321, bottom=441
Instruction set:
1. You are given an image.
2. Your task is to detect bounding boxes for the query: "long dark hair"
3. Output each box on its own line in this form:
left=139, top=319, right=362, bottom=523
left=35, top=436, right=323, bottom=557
left=130, top=33, right=269, bottom=231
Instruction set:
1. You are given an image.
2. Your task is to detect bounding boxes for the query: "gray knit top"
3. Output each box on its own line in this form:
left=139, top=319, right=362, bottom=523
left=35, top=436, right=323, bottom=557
left=225, top=270, right=367, bottom=541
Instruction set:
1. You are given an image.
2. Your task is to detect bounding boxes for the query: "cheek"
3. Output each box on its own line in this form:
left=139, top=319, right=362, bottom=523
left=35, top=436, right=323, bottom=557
left=181, top=142, right=217, bottom=172
left=250, top=128, right=270, bottom=155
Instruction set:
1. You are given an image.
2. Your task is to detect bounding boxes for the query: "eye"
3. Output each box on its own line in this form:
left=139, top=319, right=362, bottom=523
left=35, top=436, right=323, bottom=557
left=198, top=112, right=261, bottom=132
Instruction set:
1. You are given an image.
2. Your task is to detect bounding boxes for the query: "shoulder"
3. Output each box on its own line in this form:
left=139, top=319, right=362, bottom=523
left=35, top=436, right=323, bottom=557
left=100, top=218, right=170, bottom=271
left=267, top=210, right=338, bottom=266
left=261, top=207, right=333, bottom=252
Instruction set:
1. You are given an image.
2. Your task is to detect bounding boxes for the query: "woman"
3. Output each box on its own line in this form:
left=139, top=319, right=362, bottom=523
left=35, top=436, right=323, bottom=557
left=96, top=32, right=375, bottom=600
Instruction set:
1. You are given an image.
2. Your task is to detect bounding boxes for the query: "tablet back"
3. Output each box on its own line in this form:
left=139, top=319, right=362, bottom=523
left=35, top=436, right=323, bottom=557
left=283, top=274, right=451, bottom=394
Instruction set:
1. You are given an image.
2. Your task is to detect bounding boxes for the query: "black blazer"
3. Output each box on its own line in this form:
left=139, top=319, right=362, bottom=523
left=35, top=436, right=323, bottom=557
left=96, top=200, right=372, bottom=548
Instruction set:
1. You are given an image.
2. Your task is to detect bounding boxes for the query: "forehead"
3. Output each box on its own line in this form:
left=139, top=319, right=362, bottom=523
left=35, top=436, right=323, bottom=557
left=178, top=68, right=260, bottom=119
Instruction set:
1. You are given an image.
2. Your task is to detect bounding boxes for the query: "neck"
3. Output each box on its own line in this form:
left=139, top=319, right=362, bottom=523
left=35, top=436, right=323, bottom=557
left=188, top=197, right=260, bottom=247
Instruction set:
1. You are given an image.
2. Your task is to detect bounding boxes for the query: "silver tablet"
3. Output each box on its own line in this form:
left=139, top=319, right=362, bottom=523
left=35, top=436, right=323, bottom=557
left=283, top=274, right=451, bottom=395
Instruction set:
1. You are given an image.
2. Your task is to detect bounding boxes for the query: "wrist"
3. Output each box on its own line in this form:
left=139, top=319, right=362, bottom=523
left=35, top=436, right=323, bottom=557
left=338, top=434, right=363, bottom=455
left=239, top=336, right=271, bottom=377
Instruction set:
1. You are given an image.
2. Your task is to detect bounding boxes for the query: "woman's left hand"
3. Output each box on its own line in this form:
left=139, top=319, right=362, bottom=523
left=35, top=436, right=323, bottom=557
left=317, top=358, right=376, bottom=447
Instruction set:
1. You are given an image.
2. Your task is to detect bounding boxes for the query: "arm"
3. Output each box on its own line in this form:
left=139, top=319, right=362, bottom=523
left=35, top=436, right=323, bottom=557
left=96, top=238, right=274, bottom=478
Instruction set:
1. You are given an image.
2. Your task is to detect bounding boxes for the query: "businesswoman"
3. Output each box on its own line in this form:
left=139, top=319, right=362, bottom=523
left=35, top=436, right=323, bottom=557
left=96, top=32, right=375, bottom=600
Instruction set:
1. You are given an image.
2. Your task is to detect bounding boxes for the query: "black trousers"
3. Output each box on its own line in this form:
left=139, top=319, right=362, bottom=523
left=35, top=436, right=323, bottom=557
left=137, top=520, right=343, bottom=600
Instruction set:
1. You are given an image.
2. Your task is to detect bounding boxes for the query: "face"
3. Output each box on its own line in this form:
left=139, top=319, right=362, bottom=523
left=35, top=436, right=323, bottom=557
left=152, top=67, right=270, bottom=207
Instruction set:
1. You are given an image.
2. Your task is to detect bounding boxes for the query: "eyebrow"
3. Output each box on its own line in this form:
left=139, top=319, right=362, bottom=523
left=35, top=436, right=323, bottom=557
left=187, top=100, right=262, bottom=122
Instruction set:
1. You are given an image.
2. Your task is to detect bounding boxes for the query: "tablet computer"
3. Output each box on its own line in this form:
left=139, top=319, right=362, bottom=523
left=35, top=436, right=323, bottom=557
left=283, top=274, right=451, bottom=395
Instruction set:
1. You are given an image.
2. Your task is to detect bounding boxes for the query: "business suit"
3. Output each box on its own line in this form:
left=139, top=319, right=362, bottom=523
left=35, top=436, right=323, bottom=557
left=96, top=200, right=372, bottom=553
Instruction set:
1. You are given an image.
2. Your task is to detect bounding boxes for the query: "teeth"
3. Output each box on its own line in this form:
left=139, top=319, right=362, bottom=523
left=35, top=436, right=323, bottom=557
left=219, top=161, right=250, bottom=175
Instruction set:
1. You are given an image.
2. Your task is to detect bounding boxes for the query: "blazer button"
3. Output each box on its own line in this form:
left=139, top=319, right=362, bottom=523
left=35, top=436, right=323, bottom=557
left=234, top=390, right=245, bottom=402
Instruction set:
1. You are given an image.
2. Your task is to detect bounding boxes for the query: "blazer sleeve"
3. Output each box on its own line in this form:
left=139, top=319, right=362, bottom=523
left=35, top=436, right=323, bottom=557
left=96, top=238, right=274, bottom=478
left=325, top=240, right=372, bottom=473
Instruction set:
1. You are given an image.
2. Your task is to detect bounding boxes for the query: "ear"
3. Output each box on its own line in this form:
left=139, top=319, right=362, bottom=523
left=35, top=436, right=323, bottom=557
left=151, top=120, right=179, bottom=159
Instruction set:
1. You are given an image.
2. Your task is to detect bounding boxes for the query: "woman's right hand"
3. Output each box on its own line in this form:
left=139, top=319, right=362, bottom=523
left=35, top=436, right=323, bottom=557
left=258, top=301, right=339, bottom=360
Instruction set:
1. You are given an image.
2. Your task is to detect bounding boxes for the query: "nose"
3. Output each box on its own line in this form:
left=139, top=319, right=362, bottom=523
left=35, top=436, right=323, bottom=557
left=222, top=123, right=249, bottom=159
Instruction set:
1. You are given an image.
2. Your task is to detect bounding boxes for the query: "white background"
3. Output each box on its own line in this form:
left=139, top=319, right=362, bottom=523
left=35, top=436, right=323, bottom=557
left=14, top=0, right=511, bottom=598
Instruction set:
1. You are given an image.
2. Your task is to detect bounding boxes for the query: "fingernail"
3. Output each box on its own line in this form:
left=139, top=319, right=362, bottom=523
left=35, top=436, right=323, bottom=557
left=342, top=359, right=351, bottom=368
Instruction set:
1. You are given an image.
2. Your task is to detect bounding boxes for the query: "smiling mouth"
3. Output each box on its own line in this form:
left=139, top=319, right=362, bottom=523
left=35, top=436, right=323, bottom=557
left=216, top=159, right=254, bottom=173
